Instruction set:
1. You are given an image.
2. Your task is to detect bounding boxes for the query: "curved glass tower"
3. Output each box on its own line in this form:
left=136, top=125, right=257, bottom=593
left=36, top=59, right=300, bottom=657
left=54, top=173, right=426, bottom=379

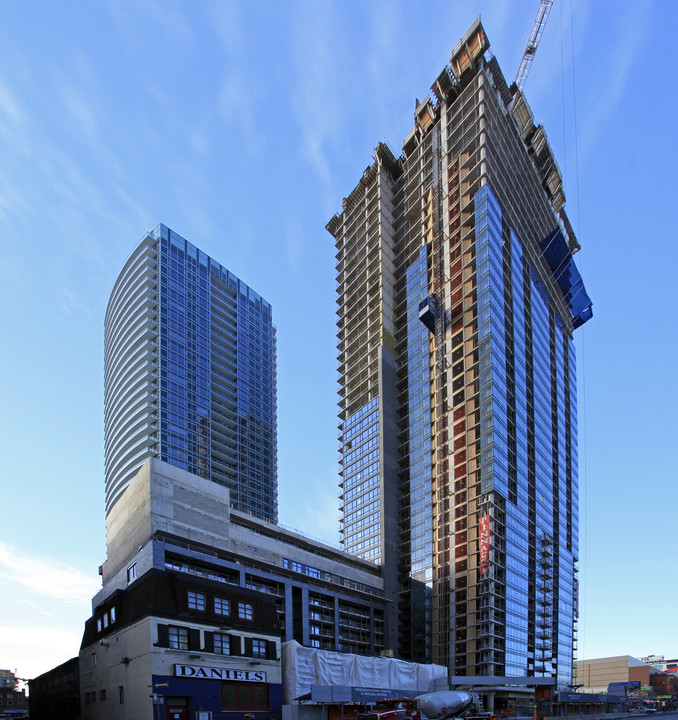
left=105, top=224, right=277, bottom=522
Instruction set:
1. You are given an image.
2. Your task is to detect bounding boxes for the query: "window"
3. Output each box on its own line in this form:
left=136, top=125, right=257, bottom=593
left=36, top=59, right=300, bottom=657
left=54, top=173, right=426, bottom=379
left=214, top=633, right=230, bottom=655
left=252, top=639, right=267, bottom=658
left=238, top=602, right=253, bottom=620
left=221, top=682, right=268, bottom=710
left=214, top=597, right=230, bottom=615
left=96, top=618, right=102, bottom=632
left=188, top=591, right=205, bottom=611
left=99, top=689, right=107, bottom=701
left=118, top=686, right=124, bottom=704
left=110, top=606, right=116, bottom=623
left=168, top=626, right=189, bottom=650
left=90, top=653, right=97, bottom=668
left=127, top=563, right=137, bottom=583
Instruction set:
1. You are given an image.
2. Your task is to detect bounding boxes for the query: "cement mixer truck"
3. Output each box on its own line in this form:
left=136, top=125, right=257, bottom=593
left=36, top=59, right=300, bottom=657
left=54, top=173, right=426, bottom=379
left=356, top=690, right=487, bottom=720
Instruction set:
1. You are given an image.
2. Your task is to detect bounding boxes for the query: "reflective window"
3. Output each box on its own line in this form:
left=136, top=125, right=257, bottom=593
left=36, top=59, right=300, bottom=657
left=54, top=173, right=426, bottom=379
left=168, top=626, right=188, bottom=650
left=238, top=602, right=253, bottom=620
left=188, top=591, right=205, bottom=611
left=214, top=597, right=230, bottom=615
left=252, top=639, right=267, bottom=658
left=214, top=633, right=230, bottom=655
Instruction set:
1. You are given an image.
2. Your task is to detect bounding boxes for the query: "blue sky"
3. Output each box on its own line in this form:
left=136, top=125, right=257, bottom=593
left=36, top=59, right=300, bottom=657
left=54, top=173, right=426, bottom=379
left=1, top=0, right=676, bottom=682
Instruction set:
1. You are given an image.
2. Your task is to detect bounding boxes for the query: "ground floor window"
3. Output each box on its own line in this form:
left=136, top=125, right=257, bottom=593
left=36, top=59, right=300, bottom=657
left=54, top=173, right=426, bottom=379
left=221, top=682, right=268, bottom=710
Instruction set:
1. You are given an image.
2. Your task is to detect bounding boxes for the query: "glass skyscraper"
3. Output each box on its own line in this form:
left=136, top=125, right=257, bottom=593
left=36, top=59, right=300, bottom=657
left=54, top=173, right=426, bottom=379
left=104, top=224, right=277, bottom=522
left=327, top=19, right=591, bottom=693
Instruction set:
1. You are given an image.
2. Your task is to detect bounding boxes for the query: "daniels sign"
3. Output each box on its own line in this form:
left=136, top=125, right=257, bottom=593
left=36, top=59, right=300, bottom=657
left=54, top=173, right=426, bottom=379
left=479, top=514, right=491, bottom=576
left=174, top=665, right=266, bottom=682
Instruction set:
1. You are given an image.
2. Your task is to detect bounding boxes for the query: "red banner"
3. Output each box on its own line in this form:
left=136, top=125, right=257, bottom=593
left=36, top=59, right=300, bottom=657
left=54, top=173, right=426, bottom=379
left=479, top=514, right=491, bottom=576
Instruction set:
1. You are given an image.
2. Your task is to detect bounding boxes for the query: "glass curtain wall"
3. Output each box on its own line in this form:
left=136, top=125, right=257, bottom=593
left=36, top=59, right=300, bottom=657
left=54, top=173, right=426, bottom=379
left=105, top=224, right=278, bottom=522
left=405, top=247, right=434, bottom=662
left=340, top=398, right=381, bottom=561
left=473, top=185, right=576, bottom=678
left=154, top=225, right=278, bottom=523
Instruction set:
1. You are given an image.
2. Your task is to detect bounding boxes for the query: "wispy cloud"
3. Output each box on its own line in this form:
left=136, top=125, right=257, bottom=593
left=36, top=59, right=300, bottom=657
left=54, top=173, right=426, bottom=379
left=0, top=75, right=31, bottom=167
left=0, top=626, right=84, bottom=682
left=108, top=0, right=195, bottom=48
left=287, top=1, right=351, bottom=207
left=57, top=282, right=96, bottom=319
left=212, top=4, right=265, bottom=157
left=60, top=81, right=99, bottom=140
left=0, top=542, right=99, bottom=605
left=22, top=598, right=58, bottom=619
left=280, top=462, right=341, bottom=547
left=578, top=0, right=652, bottom=156
left=0, top=77, right=24, bottom=127
left=0, top=58, right=128, bottom=290
left=217, top=70, right=260, bottom=152
left=0, top=626, right=82, bottom=651
left=283, top=210, right=304, bottom=274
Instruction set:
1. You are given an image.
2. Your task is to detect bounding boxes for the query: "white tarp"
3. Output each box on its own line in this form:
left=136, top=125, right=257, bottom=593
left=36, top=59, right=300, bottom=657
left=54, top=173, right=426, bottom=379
left=282, top=640, right=448, bottom=703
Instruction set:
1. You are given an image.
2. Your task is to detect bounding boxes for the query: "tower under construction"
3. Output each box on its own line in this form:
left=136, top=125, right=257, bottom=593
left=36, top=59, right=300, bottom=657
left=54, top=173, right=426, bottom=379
left=327, top=19, right=591, bottom=686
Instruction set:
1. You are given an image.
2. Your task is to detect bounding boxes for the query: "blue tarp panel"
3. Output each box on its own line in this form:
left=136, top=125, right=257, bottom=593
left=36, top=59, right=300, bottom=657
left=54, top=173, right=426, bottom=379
left=539, top=228, right=593, bottom=328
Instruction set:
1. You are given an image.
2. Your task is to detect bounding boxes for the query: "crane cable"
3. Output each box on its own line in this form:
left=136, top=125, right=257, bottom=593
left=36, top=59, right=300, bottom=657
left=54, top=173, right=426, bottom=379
left=559, top=0, right=587, bottom=666
left=568, top=0, right=588, bottom=667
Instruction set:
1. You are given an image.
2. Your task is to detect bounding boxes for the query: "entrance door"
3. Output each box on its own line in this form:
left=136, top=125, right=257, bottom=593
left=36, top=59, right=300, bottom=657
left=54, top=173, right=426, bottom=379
left=167, top=707, right=188, bottom=720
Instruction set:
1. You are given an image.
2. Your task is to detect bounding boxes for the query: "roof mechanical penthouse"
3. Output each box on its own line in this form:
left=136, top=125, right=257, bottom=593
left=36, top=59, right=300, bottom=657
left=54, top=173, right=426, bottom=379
left=104, top=224, right=278, bottom=521
left=327, top=19, right=591, bottom=686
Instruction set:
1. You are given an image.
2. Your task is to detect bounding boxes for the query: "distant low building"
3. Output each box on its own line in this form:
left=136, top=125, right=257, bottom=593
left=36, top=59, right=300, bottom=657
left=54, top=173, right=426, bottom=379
left=0, top=669, right=28, bottom=718
left=0, top=670, right=16, bottom=690
left=647, top=665, right=678, bottom=699
left=640, top=655, right=678, bottom=672
left=29, top=658, right=80, bottom=720
left=574, top=655, right=650, bottom=694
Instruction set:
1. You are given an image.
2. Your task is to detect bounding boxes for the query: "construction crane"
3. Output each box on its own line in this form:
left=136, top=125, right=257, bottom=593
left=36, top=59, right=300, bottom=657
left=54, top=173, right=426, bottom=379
left=515, top=0, right=554, bottom=91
